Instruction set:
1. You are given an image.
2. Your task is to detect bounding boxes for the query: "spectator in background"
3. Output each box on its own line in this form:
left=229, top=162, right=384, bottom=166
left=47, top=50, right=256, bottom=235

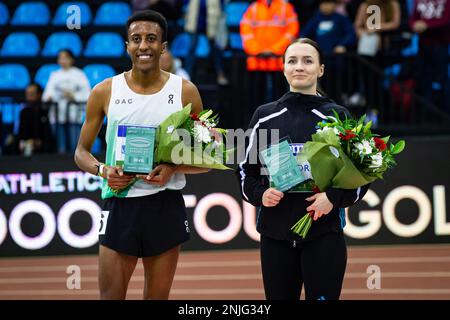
left=184, top=0, right=229, bottom=85
left=351, top=0, right=401, bottom=108
left=301, top=0, right=356, bottom=103
left=240, top=0, right=299, bottom=113
left=160, top=50, right=191, bottom=80
left=131, top=0, right=183, bottom=42
left=410, top=0, right=450, bottom=113
left=18, top=83, right=54, bottom=156
left=354, top=0, right=401, bottom=58
left=43, top=49, right=91, bottom=154
left=302, top=0, right=356, bottom=56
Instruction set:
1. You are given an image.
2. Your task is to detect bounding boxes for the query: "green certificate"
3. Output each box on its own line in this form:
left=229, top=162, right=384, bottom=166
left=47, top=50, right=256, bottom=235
left=123, top=126, right=156, bottom=174
left=260, top=139, right=306, bottom=192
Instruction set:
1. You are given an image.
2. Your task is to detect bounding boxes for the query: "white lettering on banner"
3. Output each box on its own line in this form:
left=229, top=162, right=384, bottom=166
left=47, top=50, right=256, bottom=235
left=5, top=200, right=100, bottom=250
left=49, top=172, right=65, bottom=192
left=243, top=201, right=259, bottom=241
left=35, top=173, right=49, bottom=193
left=194, top=193, right=242, bottom=244
left=20, top=173, right=36, bottom=194
left=433, top=186, right=450, bottom=235
left=383, top=186, right=431, bottom=237
left=345, top=185, right=449, bottom=239
left=0, top=172, right=102, bottom=195
left=58, top=198, right=101, bottom=248
left=0, top=208, right=7, bottom=246
left=9, top=200, right=56, bottom=250
left=0, top=194, right=258, bottom=250
left=0, top=175, right=11, bottom=194
left=344, top=189, right=382, bottom=239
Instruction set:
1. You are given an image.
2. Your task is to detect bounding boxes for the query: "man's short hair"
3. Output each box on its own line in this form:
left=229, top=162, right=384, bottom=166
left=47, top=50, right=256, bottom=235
left=126, top=10, right=168, bottom=42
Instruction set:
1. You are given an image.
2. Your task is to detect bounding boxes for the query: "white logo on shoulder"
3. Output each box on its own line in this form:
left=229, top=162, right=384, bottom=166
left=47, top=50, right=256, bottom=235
left=99, top=211, right=109, bottom=235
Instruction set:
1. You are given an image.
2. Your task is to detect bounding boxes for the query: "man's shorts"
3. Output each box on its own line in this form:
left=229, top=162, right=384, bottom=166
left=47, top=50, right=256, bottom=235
left=99, top=190, right=190, bottom=257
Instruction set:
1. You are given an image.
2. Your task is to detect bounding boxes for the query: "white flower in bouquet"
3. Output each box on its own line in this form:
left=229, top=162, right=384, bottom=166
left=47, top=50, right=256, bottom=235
left=369, top=152, right=383, bottom=169
left=193, top=123, right=212, bottom=144
left=354, top=140, right=373, bottom=155
left=317, top=126, right=339, bottom=135
left=207, top=121, right=216, bottom=128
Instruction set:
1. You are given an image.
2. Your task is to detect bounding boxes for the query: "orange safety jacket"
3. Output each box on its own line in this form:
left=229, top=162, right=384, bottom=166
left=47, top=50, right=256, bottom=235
left=240, top=0, right=299, bottom=71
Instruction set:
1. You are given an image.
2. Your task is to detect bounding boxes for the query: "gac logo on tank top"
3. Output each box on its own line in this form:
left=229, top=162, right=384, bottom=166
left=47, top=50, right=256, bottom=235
left=115, top=98, right=133, bottom=104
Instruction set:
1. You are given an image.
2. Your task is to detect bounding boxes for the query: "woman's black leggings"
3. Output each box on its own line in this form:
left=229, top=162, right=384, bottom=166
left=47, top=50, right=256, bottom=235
left=260, top=232, right=347, bottom=300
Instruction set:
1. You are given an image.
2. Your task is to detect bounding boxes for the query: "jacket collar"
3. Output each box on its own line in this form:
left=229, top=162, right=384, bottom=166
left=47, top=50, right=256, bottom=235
left=278, top=91, right=335, bottom=111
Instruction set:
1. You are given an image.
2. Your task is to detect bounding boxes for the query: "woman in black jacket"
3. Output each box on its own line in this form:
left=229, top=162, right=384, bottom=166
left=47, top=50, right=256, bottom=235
left=237, top=38, right=369, bottom=300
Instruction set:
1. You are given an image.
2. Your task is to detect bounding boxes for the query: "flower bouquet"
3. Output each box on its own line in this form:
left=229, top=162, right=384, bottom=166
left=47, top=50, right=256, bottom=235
left=291, top=110, right=405, bottom=238
left=154, top=103, right=232, bottom=170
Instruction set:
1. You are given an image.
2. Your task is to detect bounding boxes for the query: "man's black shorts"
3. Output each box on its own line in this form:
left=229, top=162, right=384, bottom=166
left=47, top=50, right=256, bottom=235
left=99, top=190, right=190, bottom=257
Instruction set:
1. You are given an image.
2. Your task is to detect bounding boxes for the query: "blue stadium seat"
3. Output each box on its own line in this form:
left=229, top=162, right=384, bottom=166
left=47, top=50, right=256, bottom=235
left=171, top=33, right=209, bottom=58
left=225, top=2, right=249, bottom=27
left=195, top=34, right=210, bottom=57
left=0, top=102, right=22, bottom=125
left=0, top=64, right=30, bottom=90
left=83, top=64, right=115, bottom=87
left=52, top=2, right=92, bottom=26
left=229, top=33, right=243, bottom=50
left=94, top=2, right=131, bottom=26
left=41, top=32, right=83, bottom=57
left=84, top=33, right=124, bottom=57
left=11, top=2, right=50, bottom=25
left=0, top=32, right=40, bottom=57
left=171, top=33, right=191, bottom=58
left=0, top=3, right=9, bottom=25
left=34, top=64, right=60, bottom=87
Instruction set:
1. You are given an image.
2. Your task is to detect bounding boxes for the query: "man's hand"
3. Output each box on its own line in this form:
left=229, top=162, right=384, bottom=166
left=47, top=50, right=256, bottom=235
left=136, top=164, right=177, bottom=187
left=306, top=192, right=333, bottom=221
left=262, top=188, right=284, bottom=207
left=105, top=166, right=135, bottom=190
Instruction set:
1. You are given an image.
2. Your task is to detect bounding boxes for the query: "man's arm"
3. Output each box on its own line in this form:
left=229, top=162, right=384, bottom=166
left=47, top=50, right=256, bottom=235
left=74, top=79, right=109, bottom=174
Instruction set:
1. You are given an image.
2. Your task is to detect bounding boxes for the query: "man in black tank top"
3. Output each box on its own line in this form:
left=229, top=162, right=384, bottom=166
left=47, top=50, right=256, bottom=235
left=75, top=10, right=209, bottom=300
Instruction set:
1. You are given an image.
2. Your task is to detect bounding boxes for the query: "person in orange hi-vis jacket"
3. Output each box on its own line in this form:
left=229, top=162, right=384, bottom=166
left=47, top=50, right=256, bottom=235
left=240, top=0, right=299, bottom=72
left=240, top=0, right=299, bottom=116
